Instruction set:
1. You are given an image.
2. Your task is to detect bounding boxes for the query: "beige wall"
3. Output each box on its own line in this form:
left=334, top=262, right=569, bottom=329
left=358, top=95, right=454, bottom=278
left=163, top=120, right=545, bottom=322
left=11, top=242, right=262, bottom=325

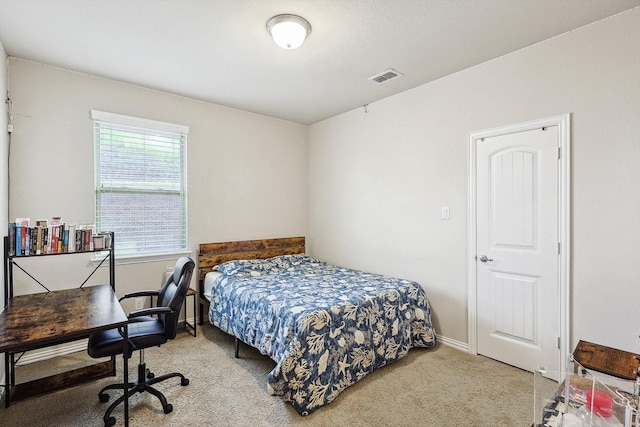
left=308, top=9, right=640, bottom=351
left=4, top=8, right=639, bottom=354
left=6, top=59, right=308, bottom=311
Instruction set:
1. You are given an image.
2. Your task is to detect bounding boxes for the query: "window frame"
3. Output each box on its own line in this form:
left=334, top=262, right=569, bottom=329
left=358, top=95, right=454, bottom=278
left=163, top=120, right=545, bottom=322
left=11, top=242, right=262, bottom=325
left=91, top=110, right=190, bottom=264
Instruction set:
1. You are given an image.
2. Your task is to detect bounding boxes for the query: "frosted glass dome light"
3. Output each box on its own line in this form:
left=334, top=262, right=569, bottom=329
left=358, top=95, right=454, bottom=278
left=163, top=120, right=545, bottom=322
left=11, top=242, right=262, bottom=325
left=266, top=14, right=311, bottom=50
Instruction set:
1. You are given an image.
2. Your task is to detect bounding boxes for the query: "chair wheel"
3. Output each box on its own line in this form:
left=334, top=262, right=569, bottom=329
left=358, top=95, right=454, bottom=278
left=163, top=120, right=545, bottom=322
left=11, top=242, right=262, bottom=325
left=164, top=403, right=173, bottom=414
left=181, top=378, right=189, bottom=386
left=99, top=393, right=110, bottom=403
left=104, top=416, right=116, bottom=427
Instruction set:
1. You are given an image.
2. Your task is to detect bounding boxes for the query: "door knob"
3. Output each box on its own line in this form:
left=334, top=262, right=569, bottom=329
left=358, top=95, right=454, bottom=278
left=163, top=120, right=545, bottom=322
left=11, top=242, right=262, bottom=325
left=479, top=255, right=493, bottom=263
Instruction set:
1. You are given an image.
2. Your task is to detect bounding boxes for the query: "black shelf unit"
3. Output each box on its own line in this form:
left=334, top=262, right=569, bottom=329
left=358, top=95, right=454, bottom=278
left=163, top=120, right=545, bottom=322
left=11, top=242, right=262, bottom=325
left=3, top=232, right=115, bottom=306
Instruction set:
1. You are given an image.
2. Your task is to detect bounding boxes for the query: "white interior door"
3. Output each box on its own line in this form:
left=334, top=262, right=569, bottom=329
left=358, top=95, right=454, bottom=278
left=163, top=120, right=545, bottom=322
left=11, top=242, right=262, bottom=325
left=475, top=125, right=560, bottom=375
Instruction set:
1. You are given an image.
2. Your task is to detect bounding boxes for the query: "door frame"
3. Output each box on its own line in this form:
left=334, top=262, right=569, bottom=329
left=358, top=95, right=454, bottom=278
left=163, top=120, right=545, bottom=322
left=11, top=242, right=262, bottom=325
left=467, top=114, right=571, bottom=376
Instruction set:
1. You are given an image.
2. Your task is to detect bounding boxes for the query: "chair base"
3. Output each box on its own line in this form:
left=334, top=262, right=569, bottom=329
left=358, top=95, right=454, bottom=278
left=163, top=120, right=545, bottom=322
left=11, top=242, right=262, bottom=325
left=98, top=362, right=189, bottom=427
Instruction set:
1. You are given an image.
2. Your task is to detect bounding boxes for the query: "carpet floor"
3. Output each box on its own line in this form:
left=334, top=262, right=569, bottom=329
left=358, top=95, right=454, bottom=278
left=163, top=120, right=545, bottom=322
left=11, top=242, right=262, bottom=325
left=0, top=323, right=537, bottom=426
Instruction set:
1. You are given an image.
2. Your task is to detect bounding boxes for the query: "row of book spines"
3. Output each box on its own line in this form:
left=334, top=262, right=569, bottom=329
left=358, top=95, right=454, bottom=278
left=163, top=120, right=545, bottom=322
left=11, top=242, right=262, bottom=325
left=7, top=223, right=96, bottom=256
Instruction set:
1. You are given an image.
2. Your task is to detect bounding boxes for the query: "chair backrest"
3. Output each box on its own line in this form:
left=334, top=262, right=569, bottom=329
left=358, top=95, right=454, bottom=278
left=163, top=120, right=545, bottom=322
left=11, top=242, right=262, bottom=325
left=157, top=256, right=195, bottom=339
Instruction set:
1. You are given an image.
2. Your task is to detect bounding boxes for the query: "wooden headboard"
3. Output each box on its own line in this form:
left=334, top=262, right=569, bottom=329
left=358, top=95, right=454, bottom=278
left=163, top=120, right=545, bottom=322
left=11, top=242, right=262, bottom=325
left=196, top=236, right=305, bottom=325
left=197, top=236, right=305, bottom=282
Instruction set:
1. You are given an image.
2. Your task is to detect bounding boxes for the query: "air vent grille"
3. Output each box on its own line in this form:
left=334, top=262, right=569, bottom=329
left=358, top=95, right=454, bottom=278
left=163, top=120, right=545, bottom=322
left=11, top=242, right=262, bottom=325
left=368, top=68, right=403, bottom=84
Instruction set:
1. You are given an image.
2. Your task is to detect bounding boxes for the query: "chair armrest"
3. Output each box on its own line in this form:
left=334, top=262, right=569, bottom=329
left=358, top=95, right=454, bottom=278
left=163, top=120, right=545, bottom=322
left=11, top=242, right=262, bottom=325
left=128, top=306, right=173, bottom=319
left=119, top=290, right=160, bottom=302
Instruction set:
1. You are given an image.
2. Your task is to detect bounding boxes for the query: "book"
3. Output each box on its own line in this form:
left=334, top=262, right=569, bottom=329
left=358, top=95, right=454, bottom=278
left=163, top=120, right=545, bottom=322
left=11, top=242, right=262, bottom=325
left=35, top=226, right=43, bottom=255
left=51, top=225, right=59, bottom=254
left=57, top=223, right=64, bottom=253
left=31, top=226, right=38, bottom=255
left=15, top=224, right=21, bottom=256
left=8, top=222, right=15, bottom=256
left=67, top=224, right=76, bottom=252
left=75, top=228, right=83, bottom=252
left=24, top=227, right=31, bottom=255
left=84, top=226, right=93, bottom=251
left=62, top=224, right=69, bottom=253
left=42, top=226, right=49, bottom=254
left=6, top=217, right=107, bottom=256
left=15, top=218, right=29, bottom=256
left=47, top=225, right=53, bottom=254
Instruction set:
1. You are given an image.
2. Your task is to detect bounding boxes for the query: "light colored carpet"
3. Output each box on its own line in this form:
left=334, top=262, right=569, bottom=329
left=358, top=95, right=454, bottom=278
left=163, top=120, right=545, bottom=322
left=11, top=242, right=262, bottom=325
left=0, top=324, right=535, bottom=426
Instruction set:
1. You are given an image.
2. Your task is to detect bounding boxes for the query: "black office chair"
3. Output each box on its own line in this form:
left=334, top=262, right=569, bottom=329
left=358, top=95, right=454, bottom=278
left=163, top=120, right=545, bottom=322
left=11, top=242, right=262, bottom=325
left=87, top=256, right=195, bottom=427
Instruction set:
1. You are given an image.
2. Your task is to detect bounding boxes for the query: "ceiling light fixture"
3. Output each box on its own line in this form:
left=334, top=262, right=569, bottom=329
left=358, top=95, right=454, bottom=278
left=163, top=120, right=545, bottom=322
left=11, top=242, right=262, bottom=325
left=266, top=14, right=311, bottom=50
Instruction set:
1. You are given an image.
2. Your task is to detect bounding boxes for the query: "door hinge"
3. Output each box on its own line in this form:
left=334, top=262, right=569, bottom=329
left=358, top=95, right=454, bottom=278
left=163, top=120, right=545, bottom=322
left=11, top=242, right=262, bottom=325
left=558, top=242, right=561, bottom=254
left=558, top=147, right=561, bottom=160
left=558, top=337, right=561, bottom=349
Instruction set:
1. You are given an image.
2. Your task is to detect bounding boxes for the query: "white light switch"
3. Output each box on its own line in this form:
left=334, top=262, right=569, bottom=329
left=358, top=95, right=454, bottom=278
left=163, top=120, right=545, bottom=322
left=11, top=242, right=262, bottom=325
left=441, top=207, right=450, bottom=220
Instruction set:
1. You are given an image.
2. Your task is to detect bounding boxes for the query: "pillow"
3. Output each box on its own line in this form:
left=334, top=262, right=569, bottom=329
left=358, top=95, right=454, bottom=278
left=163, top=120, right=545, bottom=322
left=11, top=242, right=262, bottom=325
left=269, top=254, right=323, bottom=269
left=214, top=255, right=324, bottom=277
left=213, top=258, right=278, bottom=277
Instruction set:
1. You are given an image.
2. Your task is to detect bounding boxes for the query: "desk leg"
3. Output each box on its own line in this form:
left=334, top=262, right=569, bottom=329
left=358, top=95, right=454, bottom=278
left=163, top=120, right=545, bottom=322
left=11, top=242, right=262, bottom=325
left=3, top=352, right=9, bottom=408
left=123, top=323, right=129, bottom=427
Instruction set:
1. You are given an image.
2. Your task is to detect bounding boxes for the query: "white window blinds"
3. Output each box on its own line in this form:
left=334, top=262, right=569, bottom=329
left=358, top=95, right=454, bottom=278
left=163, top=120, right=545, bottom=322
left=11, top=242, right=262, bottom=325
left=92, top=110, right=189, bottom=257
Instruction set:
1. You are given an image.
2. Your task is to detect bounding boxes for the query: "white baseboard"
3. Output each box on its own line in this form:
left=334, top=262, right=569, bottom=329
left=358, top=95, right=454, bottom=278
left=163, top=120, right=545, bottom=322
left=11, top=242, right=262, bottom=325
left=16, top=340, right=88, bottom=365
left=437, top=334, right=469, bottom=353
left=9, top=316, right=199, bottom=368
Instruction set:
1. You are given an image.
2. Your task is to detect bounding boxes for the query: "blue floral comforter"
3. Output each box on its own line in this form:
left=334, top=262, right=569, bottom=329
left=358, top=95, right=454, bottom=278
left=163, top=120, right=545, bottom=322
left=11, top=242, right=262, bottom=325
left=208, top=255, right=436, bottom=415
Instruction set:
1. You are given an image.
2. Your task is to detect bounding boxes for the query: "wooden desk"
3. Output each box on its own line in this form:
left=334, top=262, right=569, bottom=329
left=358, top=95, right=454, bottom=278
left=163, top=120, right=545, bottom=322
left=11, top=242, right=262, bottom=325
left=0, top=284, right=130, bottom=425
left=573, top=340, right=640, bottom=380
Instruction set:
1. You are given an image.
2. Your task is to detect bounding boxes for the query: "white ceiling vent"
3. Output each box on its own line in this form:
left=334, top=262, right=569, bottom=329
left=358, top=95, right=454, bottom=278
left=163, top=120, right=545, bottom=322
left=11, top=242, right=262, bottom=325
left=368, top=68, right=403, bottom=84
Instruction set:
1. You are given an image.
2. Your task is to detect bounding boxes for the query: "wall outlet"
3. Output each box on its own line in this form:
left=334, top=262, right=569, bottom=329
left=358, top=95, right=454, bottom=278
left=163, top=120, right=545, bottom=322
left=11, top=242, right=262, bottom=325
left=134, top=297, right=144, bottom=310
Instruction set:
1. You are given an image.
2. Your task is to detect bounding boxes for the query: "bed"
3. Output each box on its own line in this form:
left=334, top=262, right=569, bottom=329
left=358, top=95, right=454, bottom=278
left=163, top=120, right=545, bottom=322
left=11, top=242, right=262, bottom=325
left=198, top=237, right=437, bottom=415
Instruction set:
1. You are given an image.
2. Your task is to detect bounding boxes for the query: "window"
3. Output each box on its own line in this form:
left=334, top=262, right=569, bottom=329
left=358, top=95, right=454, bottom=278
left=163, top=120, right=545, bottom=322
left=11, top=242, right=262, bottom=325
left=92, top=110, right=188, bottom=258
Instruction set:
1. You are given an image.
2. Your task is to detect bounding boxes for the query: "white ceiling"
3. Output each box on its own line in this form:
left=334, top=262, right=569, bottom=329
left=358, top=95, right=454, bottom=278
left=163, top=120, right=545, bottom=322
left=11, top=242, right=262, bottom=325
left=0, top=0, right=638, bottom=125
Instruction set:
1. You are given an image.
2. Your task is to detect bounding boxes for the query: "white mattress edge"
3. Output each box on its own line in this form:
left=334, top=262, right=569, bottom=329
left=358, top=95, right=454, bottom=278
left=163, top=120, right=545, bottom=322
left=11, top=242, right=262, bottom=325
left=203, top=271, right=222, bottom=302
